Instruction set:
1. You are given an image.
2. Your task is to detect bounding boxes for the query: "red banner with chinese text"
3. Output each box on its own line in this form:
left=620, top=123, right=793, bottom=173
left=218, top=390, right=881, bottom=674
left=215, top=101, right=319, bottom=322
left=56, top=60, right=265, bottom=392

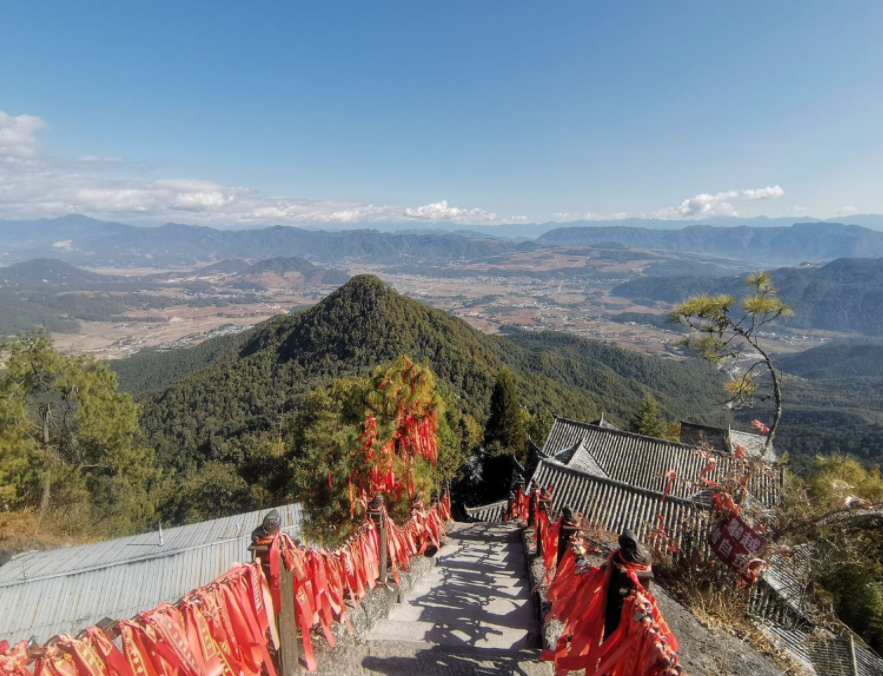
left=708, top=512, right=767, bottom=582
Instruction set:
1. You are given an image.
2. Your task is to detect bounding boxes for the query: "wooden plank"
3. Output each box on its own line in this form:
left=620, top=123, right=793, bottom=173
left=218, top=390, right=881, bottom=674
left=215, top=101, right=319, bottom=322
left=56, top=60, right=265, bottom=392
left=277, top=555, right=299, bottom=675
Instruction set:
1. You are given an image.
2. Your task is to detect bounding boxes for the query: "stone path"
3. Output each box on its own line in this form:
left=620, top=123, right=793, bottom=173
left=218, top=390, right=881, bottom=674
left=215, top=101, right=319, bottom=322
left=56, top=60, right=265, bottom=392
left=316, top=522, right=551, bottom=675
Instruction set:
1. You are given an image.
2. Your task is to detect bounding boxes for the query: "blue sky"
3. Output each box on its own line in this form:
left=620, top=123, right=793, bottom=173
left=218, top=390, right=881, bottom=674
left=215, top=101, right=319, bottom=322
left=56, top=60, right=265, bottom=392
left=1, top=1, right=882, bottom=226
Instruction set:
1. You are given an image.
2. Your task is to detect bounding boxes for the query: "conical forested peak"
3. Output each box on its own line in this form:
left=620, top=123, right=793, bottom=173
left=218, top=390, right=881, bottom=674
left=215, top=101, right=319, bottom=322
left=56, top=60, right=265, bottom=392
left=137, top=273, right=729, bottom=472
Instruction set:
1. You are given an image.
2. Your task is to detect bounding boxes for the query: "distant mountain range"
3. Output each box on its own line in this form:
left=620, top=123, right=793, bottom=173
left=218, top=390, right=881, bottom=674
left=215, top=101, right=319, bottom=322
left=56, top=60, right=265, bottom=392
left=0, top=257, right=349, bottom=337
left=4, top=214, right=883, bottom=267
left=0, top=215, right=525, bottom=267
left=611, top=257, right=883, bottom=336
left=538, top=223, right=883, bottom=264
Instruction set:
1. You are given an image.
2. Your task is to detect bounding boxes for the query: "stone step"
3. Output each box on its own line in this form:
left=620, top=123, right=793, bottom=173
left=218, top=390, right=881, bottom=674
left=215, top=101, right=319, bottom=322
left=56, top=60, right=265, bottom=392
left=312, top=640, right=552, bottom=676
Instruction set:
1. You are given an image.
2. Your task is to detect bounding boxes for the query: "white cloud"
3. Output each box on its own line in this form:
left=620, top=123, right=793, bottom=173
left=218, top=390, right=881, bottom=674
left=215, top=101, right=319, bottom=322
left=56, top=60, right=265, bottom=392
left=839, top=205, right=857, bottom=215
left=654, top=185, right=784, bottom=219
left=550, top=211, right=629, bottom=223
left=0, top=109, right=525, bottom=226
left=403, top=200, right=511, bottom=224
left=741, top=185, right=785, bottom=200
left=77, top=155, right=124, bottom=167
left=0, top=111, right=45, bottom=161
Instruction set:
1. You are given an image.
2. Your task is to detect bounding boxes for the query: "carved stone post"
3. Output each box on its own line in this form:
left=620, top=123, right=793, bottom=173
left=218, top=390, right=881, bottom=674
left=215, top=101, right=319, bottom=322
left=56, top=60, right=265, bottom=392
left=557, top=506, right=579, bottom=565
left=249, top=510, right=299, bottom=675
left=368, top=494, right=388, bottom=584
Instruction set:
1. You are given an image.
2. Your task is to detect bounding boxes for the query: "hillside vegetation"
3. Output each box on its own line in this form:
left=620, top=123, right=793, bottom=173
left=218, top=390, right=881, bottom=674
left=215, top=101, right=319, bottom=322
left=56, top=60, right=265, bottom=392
left=132, top=275, right=730, bottom=473
left=778, top=339, right=883, bottom=378
left=731, top=340, right=883, bottom=469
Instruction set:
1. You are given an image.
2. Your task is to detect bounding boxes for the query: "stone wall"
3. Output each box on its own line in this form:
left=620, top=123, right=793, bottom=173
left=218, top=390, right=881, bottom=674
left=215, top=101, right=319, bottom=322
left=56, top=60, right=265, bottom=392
left=313, top=553, right=436, bottom=664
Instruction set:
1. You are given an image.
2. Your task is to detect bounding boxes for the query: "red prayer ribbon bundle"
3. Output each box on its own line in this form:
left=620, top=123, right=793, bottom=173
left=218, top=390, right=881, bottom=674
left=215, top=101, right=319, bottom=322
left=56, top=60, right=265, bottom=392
left=2, top=564, right=277, bottom=676
left=3, top=501, right=452, bottom=676
left=539, top=528, right=688, bottom=676
left=261, top=502, right=448, bottom=671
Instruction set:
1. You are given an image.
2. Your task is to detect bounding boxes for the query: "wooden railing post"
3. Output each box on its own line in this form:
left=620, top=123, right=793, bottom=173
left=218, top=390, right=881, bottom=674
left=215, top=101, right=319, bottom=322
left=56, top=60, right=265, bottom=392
left=535, top=488, right=552, bottom=557
left=249, top=510, right=299, bottom=675
left=528, top=487, right=540, bottom=527
left=558, top=506, right=579, bottom=565
left=368, top=494, right=388, bottom=584
left=277, top=553, right=299, bottom=676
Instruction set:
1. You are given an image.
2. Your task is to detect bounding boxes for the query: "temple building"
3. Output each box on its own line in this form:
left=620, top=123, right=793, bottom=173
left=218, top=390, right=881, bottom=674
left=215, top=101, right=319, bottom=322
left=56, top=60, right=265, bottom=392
left=466, top=415, right=883, bottom=676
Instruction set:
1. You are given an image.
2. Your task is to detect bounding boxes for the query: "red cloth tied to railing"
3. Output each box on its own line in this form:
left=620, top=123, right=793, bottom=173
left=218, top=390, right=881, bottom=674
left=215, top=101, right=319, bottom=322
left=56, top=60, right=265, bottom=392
left=262, top=500, right=449, bottom=671
left=537, top=510, right=561, bottom=583
left=540, top=535, right=685, bottom=676
left=5, top=563, right=278, bottom=676
left=3, top=494, right=453, bottom=676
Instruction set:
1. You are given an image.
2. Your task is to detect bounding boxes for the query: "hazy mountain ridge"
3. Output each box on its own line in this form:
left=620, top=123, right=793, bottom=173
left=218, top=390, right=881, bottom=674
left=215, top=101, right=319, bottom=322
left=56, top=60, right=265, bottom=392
left=611, top=257, right=883, bottom=336
left=4, top=215, right=883, bottom=267
left=538, top=223, right=883, bottom=264
left=0, top=217, right=522, bottom=267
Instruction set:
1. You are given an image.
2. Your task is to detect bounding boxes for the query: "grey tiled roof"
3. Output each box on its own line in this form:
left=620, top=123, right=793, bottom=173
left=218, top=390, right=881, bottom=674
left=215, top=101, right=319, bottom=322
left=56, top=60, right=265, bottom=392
left=679, top=421, right=730, bottom=453
left=542, top=418, right=780, bottom=507
left=531, top=459, right=711, bottom=554
left=0, top=504, right=301, bottom=643
left=464, top=500, right=508, bottom=523
left=551, top=440, right=608, bottom=478
left=680, top=421, right=778, bottom=463
left=761, top=620, right=883, bottom=676
left=590, top=415, right=618, bottom=430
left=730, top=428, right=778, bottom=463
left=525, top=439, right=551, bottom=480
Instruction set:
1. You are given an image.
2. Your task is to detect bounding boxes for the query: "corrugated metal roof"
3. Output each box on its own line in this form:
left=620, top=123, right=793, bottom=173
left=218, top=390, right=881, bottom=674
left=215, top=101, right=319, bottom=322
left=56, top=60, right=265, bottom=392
left=0, top=504, right=301, bottom=643
left=542, top=418, right=780, bottom=508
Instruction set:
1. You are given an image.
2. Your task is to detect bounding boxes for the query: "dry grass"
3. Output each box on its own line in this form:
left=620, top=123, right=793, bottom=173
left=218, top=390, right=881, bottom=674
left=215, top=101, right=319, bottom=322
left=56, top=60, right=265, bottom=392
left=653, top=543, right=806, bottom=675
left=0, top=509, right=88, bottom=555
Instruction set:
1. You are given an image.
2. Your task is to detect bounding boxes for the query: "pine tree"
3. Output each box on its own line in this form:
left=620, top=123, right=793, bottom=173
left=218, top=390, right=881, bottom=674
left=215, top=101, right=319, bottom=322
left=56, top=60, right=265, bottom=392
left=527, top=409, right=554, bottom=446
left=631, top=393, right=666, bottom=439
left=670, top=271, right=793, bottom=452
left=0, top=332, right=157, bottom=535
left=290, top=356, right=465, bottom=545
left=484, top=368, right=527, bottom=456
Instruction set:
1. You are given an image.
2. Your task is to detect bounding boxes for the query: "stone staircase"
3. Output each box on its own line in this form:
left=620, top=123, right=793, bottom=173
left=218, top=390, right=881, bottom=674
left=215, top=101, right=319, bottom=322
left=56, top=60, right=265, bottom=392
left=315, top=522, right=551, bottom=675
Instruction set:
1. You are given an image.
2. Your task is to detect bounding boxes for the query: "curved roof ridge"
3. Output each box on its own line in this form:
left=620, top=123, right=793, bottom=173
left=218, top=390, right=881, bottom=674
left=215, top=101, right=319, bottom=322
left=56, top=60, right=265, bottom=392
left=553, top=415, right=733, bottom=457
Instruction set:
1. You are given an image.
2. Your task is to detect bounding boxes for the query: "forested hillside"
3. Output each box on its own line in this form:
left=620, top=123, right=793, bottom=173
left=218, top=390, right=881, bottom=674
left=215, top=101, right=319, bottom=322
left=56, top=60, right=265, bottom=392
left=778, top=339, right=883, bottom=378
left=745, top=340, right=883, bottom=469
left=134, top=275, right=730, bottom=472
left=611, top=257, right=883, bottom=336
left=111, top=329, right=258, bottom=395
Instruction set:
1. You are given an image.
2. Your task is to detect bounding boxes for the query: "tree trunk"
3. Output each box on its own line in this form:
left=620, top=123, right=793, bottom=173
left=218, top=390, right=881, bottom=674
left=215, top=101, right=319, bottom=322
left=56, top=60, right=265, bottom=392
left=39, top=472, right=52, bottom=520
left=38, top=404, right=52, bottom=521
left=750, top=341, right=781, bottom=456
